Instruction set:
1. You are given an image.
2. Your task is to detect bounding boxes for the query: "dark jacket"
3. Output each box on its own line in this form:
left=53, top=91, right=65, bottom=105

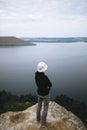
left=35, top=71, right=52, bottom=96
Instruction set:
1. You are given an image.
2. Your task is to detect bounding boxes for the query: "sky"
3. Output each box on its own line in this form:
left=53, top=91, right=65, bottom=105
left=0, top=0, right=87, bottom=37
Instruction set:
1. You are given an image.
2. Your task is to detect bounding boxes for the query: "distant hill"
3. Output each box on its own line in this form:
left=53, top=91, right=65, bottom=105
left=0, top=36, right=35, bottom=46
left=22, top=37, right=87, bottom=43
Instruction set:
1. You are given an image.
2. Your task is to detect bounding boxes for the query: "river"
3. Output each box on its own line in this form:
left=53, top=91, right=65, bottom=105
left=0, top=42, right=87, bottom=103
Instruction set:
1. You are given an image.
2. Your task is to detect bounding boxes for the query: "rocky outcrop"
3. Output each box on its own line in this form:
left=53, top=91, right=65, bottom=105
left=0, top=37, right=35, bottom=46
left=55, top=95, right=87, bottom=126
left=0, top=101, right=86, bottom=130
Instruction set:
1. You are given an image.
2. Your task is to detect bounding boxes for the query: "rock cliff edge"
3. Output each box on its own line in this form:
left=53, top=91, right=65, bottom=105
left=0, top=101, right=86, bottom=130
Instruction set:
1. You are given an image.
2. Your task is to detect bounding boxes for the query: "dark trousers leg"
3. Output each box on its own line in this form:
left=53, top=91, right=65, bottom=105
left=41, top=97, right=49, bottom=125
left=37, top=96, right=43, bottom=122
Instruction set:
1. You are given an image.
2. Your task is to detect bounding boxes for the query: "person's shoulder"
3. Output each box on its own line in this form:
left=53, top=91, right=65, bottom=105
left=35, top=71, right=39, bottom=77
left=44, top=74, right=49, bottom=79
left=35, top=72, right=45, bottom=76
left=35, top=71, right=37, bottom=75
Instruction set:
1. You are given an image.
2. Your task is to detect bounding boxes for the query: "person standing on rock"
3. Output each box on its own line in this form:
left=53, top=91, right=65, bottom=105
left=35, top=61, right=52, bottom=127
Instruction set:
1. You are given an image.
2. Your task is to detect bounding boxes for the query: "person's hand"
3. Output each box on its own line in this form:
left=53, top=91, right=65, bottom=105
left=48, top=86, right=50, bottom=89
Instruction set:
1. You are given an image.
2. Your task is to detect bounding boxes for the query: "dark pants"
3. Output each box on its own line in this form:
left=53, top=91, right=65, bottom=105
left=37, top=94, right=49, bottom=125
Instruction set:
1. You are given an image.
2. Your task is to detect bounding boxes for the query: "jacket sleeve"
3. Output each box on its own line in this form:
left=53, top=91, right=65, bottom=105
left=45, top=75, right=52, bottom=88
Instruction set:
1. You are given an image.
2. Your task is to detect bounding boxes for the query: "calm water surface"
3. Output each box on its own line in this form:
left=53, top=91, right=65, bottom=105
left=0, top=42, right=87, bottom=103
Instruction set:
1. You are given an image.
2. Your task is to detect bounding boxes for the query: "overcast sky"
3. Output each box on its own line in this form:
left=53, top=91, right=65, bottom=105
left=0, top=0, right=87, bottom=37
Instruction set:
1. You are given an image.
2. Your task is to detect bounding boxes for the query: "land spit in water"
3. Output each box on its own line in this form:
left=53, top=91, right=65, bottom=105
left=0, top=37, right=35, bottom=46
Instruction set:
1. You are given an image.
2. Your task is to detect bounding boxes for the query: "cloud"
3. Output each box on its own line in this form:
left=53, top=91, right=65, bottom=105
left=0, top=0, right=87, bottom=36
left=1, top=0, right=87, bottom=19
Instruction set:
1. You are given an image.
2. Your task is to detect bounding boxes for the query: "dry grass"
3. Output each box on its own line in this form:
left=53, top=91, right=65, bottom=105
left=10, top=113, right=26, bottom=123
left=12, top=117, right=77, bottom=130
